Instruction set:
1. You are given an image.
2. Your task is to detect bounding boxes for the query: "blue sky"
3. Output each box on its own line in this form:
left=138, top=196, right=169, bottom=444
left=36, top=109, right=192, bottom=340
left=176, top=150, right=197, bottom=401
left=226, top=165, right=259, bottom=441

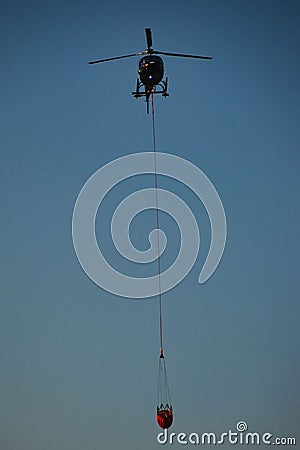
left=1, top=1, right=299, bottom=449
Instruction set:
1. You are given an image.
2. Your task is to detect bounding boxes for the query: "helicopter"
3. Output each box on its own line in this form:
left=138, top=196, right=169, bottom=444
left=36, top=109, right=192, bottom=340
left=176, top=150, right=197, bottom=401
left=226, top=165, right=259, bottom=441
left=89, top=28, right=212, bottom=113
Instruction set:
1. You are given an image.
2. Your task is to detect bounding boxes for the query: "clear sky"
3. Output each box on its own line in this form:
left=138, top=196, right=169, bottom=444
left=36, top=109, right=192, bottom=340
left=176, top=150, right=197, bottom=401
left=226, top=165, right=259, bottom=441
left=1, top=1, right=299, bottom=449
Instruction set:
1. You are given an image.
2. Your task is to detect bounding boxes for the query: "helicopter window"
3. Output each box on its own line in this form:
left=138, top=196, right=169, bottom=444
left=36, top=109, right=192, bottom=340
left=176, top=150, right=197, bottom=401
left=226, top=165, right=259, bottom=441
left=139, top=56, right=163, bottom=70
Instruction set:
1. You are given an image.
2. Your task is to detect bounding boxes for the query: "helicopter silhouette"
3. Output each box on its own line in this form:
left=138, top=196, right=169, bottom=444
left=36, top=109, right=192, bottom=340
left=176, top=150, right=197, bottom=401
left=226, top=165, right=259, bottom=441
left=89, top=28, right=212, bottom=113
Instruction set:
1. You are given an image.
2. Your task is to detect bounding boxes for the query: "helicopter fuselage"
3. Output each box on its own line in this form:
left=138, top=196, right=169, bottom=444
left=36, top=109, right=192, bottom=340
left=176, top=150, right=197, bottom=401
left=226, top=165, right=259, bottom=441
left=133, top=54, right=168, bottom=112
left=138, top=55, right=164, bottom=92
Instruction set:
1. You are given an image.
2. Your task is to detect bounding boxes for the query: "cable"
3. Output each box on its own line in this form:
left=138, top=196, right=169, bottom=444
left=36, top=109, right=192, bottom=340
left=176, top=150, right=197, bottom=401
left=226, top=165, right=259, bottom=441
left=151, top=93, right=164, bottom=358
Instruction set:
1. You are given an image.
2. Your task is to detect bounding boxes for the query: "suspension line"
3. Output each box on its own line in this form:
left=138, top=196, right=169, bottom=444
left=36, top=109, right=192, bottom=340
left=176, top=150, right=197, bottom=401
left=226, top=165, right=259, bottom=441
left=151, top=93, right=164, bottom=358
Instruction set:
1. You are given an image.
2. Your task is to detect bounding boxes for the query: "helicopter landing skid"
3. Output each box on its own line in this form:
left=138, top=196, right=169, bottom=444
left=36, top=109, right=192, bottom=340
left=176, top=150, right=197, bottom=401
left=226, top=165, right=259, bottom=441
left=131, top=78, right=169, bottom=113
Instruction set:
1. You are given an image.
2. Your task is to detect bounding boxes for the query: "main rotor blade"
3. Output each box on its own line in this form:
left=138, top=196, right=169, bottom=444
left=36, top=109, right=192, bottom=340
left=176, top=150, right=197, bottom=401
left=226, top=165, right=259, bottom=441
left=145, top=28, right=152, bottom=50
left=88, top=53, right=139, bottom=64
left=153, top=50, right=212, bottom=60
